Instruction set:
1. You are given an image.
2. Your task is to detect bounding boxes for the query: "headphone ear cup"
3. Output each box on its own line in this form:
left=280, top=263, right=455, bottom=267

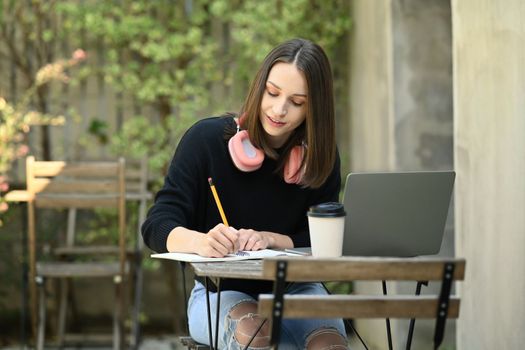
left=284, top=145, right=305, bottom=184
left=228, top=130, right=265, bottom=172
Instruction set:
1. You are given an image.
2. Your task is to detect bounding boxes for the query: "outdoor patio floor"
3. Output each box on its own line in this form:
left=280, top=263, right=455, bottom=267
left=0, top=336, right=185, bottom=350
left=0, top=335, right=364, bottom=349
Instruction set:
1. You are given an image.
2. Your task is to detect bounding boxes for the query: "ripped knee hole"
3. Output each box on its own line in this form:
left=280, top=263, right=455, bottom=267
left=234, top=313, right=270, bottom=347
left=306, top=328, right=348, bottom=350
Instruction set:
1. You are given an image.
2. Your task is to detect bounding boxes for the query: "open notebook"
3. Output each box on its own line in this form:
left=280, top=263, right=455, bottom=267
left=151, top=249, right=300, bottom=263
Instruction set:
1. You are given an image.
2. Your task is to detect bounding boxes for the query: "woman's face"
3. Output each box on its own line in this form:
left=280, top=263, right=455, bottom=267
left=259, top=62, right=308, bottom=148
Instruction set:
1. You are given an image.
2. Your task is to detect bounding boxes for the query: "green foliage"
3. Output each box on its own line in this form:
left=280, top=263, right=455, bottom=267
left=88, top=119, right=109, bottom=144
left=58, top=0, right=351, bottom=190
left=324, top=281, right=353, bottom=295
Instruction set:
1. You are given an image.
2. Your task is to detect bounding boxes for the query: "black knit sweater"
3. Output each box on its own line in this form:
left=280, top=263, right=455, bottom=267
left=141, top=116, right=341, bottom=293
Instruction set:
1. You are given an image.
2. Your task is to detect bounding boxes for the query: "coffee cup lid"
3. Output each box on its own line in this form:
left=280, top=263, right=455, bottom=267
left=307, top=202, right=346, bottom=218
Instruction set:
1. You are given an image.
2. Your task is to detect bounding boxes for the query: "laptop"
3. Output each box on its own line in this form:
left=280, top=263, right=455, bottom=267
left=341, top=171, right=455, bottom=257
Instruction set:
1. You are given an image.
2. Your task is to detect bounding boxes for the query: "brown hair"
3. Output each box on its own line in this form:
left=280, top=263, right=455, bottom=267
left=240, top=38, right=336, bottom=188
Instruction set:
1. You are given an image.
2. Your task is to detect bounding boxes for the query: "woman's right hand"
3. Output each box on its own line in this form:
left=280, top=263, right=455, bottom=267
left=195, top=224, right=239, bottom=258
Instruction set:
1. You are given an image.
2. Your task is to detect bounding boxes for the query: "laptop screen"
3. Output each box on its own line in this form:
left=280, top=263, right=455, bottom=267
left=341, top=171, right=455, bottom=257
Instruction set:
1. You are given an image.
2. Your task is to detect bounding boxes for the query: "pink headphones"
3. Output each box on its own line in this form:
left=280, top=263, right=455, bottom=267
left=228, top=116, right=306, bottom=184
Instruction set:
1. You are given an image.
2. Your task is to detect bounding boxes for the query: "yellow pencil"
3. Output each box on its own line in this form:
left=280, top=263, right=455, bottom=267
left=208, top=177, right=229, bottom=226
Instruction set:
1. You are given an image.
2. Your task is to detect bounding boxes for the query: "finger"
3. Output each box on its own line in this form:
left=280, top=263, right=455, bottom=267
left=206, top=235, right=229, bottom=256
left=245, top=236, right=258, bottom=251
left=207, top=228, right=233, bottom=255
left=237, top=230, right=249, bottom=250
left=238, top=237, right=248, bottom=251
left=219, top=227, right=239, bottom=253
left=213, top=233, right=234, bottom=253
left=215, top=226, right=240, bottom=253
left=205, top=246, right=226, bottom=258
left=253, top=238, right=267, bottom=251
left=253, top=242, right=265, bottom=250
left=228, top=227, right=240, bottom=252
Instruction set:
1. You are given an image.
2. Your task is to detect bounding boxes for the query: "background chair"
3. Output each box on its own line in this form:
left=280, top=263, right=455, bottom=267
left=45, top=157, right=151, bottom=349
left=258, top=257, right=465, bottom=350
left=26, top=156, right=128, bottom=350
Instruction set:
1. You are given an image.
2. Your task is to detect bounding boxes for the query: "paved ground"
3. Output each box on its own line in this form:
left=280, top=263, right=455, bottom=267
left=1, top=334, right=363, bottom=349
left=138, top=336, right=185, bottom=350
left=1, top=336, right=365, bottom=350
left=0, top=336, right=185, bottom=350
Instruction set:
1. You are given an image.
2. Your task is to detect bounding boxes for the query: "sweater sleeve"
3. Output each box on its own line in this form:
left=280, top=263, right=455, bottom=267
left=290, top=150, right=342, bottom=248
left=141, top=123, right=207, bottom=253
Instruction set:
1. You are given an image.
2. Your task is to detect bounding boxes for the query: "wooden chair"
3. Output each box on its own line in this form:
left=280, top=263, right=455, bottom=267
left=258, top=256, right=466, bottom=350
left=26, top=156, right=127, bottom=350
left=51, top=157, right=151, bottom=349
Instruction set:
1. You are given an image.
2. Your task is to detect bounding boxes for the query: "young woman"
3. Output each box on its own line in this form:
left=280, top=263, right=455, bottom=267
left=142, top=38, right=348, bottom=350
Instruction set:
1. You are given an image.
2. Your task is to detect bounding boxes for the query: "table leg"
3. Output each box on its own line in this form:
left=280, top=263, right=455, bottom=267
left=382, top=281, right=393, bottom=350
left=204, top=277, right=214, bottom=350
left=214, top=279, right=221, bottom=350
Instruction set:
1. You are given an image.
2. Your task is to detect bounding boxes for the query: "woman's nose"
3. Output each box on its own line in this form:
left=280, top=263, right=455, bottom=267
left=272, top=99, right=287, bottom=116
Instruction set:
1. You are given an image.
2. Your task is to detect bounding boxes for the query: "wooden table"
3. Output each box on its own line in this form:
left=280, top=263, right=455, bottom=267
left=187, top=256, right=464, bottom=350
left=190, top=259, right=266, bottom=281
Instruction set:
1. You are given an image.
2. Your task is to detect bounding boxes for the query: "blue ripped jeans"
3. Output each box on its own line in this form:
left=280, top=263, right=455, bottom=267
left=187, top=281, right=347, bottom=349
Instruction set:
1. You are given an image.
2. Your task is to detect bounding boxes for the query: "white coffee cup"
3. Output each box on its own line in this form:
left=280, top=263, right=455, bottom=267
left=307, top=202, right=346, bottom=257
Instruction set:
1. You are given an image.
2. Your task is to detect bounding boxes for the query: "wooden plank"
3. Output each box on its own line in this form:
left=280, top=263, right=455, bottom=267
left=258, top=295, right=461, bottom=319
left=35, top=261, right=128, bottom=278
left=190, top=260, right=266, bottom=280
left=33, top=161, right=119, bottom=177
left=125, top=182, right=141, bottom=192
left=125, top=192, right=153, bottom=201
left=34, top=194, right=119, bottom=208
left=32, top=178, right=119, bottom=194
left=262, top=257, right=466, bottom=282
left=54, top=245, right=121, bottom=255
left=125, top=169, right=142, bottom=180
left=4, top=190, right=33, bottom=202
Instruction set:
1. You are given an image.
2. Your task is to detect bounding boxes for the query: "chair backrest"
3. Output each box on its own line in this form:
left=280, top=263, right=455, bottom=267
left=26, top=156, right=127, bottom=281
left=258, top=257, right=465, bottom=349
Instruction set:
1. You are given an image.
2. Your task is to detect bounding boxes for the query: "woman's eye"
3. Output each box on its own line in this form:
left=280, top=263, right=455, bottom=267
left=292, top=100, right=304, bottom=107
left=267, top=90, right=278, bottom=97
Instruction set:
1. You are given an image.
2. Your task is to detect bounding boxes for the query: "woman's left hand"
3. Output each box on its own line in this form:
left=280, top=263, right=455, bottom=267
left=237, top=229, right=271, bottom=251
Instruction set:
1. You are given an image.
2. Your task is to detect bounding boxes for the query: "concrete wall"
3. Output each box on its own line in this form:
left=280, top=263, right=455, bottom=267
left=349, top=0, right=454, bottom=348
left=452, top=0, right=525, bottom=348
left=349, top=0, right=395, bottom=173
left=392, top=0, right=453, bottom=171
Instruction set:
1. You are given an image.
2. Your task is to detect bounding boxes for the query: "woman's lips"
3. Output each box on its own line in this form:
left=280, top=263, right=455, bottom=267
left=266, top=114, right=286, bottom=127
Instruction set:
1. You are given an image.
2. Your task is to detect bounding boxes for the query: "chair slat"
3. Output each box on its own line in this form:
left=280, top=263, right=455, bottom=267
left=54, top=245, right=121, bottom=255
left=36, top=262, right=127, bottom=278
left=32, top=178, right=119, bottom=194
left=125, top=183, right=142, bottom=192
left=258, top=295, right=460, bottom=319
left=125, top=169, right=143, bottom=180
left=125, top=192, right=153, bottom=201
left=262, top=257, right=465, bottom=282
left=33, top=161, right=119, bottom=177
left=35, top=194, right=119, bottom=208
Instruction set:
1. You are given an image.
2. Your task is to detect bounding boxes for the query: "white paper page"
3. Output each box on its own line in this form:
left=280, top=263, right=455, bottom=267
left=151, top=249, right=300, bottom=263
